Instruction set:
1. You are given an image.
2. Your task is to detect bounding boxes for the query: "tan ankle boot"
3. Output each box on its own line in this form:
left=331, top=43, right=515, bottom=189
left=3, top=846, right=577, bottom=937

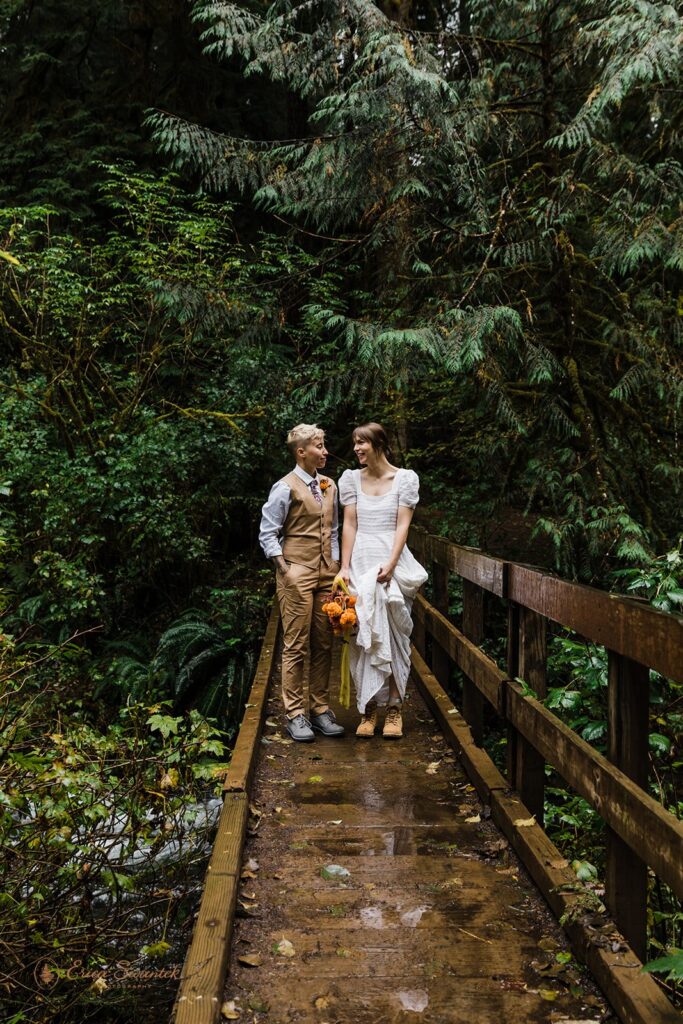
left=356, top=704, right=378, bottom=737
left=383, top=705, right=403, bottom=739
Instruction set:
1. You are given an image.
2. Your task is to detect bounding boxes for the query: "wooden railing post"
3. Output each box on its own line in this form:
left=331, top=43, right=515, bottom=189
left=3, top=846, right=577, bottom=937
left=514, top=608, right=547, bottom=823
left=606, top=650, right=649, bottom=960
left=462, top=579, right=485, bottom=745
left=506, top=602, right=520, bottom=785
left=431, top=560, right=450, bottom=687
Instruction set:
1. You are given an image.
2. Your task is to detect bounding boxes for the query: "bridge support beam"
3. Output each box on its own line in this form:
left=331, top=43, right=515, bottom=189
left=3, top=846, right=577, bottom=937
left=507, top=605, right=547, bottom=824
left=462, top=579, right=485, bottom=745
left=606, top=650, right=649, bottom=962
left=431, top=561, right=450, bottom=688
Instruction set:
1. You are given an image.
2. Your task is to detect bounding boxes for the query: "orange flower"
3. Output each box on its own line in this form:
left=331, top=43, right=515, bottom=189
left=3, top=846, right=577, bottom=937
left=347, top=595, right=357, bottom=607
left=319, top=478, right=330, bottom=492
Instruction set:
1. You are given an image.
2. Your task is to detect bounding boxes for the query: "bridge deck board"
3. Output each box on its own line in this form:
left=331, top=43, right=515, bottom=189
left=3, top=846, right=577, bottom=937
left=222, top=658, right=609, bottom=1023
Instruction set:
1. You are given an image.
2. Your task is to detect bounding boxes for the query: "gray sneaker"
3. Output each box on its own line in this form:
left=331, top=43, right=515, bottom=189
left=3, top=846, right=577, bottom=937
left=286, top=714, right=315, bottom=742
left=310, top=709, right=345, bottom=737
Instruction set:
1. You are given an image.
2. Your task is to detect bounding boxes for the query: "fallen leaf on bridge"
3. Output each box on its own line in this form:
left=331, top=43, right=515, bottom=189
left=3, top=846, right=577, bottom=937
left=457, top=927, right=492, bottom=944
left=273, top=937, right=296, bottom=957
left=425, top=762, right=441, bottom=774
left=271, top=734, right=293, bottom=745
left=321, top=864, right=350, bottom=880
left=237, top=900, right=258, bottom=916
left=465, top=814, right=481, bottom=824
left=514, top=816, right=536, bottom=827
left=221, top=1000, right=241, bottom=1019
left=237, top=953, right=262, bottom=968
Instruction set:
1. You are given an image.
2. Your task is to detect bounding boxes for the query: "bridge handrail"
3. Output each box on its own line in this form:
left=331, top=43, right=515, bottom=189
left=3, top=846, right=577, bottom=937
left=408, top=525, right=683, bottom=964
left=409, top=526, right=683, bottom=680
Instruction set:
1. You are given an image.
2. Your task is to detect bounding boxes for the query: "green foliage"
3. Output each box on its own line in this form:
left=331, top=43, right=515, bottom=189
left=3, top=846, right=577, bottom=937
left=0, top=167, right=312, bottom=642
left=147, top=0, right=682, bottom=575
left=0, top=633, right=229, bottom=1023
left=611, top=542, right=683, bottom=612
left=643, top=950, right=683, bottom=982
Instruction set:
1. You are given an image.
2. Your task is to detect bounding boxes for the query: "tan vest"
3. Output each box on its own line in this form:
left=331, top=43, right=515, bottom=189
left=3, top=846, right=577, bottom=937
left=281, top=472, right=336, bottom=569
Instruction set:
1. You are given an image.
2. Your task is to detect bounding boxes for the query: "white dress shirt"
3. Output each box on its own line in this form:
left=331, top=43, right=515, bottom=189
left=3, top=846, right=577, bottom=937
left=259, top=465, right=340, bottom=560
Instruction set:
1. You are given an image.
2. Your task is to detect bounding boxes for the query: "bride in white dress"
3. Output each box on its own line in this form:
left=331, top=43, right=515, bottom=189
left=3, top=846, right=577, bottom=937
left=338, top=423, right=428, bottom=738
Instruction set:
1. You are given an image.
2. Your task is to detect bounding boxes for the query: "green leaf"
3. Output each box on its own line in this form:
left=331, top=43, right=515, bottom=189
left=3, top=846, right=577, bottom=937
left=0, top=248, right=23, bottom=267
left=642, top=951, right=683, bottom=981
left=648, top=733, right=671, bottom=755
left=147, top=713, right=182, bottom=738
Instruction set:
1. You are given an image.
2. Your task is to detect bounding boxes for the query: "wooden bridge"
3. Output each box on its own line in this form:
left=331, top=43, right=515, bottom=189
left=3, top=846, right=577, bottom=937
left=174, top=527, right=683, bottom=1024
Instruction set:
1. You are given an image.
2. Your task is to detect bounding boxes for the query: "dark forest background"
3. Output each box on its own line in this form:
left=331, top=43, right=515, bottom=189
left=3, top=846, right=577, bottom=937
left=0, top=0, right=681, bottom=1019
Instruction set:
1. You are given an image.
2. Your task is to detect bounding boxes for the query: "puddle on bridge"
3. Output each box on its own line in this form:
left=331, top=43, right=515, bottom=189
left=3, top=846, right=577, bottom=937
left=224, top=668, right=615, bottom=1024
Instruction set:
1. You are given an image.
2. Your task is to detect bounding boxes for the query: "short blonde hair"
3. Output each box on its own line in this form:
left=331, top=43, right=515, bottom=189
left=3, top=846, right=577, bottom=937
left=286, top=423, right=324, bottom=456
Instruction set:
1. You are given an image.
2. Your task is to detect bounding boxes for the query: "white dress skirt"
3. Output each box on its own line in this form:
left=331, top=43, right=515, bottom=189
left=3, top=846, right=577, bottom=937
left=338, top=468, right=428, bottom=713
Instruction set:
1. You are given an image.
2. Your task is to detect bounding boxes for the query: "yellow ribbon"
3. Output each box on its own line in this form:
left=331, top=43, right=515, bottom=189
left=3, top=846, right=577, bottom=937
left=333, top=576, right=352, bottom=708
left=339, top=639, right=351, bottom=709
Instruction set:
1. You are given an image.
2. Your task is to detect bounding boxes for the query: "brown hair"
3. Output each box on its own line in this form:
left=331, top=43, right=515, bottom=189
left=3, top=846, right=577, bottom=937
left=352, top=422, right=391, bottom=457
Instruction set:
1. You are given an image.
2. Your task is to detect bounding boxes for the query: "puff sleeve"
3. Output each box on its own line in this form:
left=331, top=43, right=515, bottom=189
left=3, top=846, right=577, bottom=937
left=338, top=469, right=357, bottom=506
left=398, top=469, right=420, bottom=508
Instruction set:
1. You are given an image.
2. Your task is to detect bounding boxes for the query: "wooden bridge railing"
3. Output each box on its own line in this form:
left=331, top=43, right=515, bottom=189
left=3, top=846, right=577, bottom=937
left=408, top=526, right=683, bottom=977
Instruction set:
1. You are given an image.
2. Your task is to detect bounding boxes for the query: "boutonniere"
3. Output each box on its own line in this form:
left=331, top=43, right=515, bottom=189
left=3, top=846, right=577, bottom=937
left=319, top=478, right=331, bottom=495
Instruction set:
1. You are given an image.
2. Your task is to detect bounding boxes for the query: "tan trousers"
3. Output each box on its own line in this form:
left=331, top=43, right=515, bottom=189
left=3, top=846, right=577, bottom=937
left=276, top=561, right=338, bottom=719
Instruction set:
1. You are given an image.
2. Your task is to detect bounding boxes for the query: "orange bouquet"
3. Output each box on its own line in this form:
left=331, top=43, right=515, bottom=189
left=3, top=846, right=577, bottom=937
left=322, top=577, right=357, bottom=708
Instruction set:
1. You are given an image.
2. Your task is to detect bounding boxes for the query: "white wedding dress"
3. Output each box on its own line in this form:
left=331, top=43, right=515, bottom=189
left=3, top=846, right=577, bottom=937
left=338, top=468, right=428, bottom=713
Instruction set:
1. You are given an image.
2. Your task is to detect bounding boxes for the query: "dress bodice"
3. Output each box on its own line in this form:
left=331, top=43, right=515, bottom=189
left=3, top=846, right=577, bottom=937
left=338, top=468, right=419, bottom=534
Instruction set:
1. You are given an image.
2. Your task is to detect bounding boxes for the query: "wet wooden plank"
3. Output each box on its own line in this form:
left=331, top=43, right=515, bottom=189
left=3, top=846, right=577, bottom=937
left=240, top=924, right=553, bottom=977
left=491, top=791, right=681, bottom=1024
left=205, top=793, right=248, bottom=877
left=249, top=881, right=531, bottom=931
left=508, top=563, right=683, bottom=682
left=583, top=944, right=682, bottom=1024
left=414, top=595, right=506, bottom=713
left=258, top=822, right=496, bottom=859
left=176, top=874, right=241, bottom=1024
left=409, top=527, right=506, bottom=595
left=225, top=976, right=598, bottom=1024
left=223, top=602, right=280, bottom=793
left=176, top=794, right=247, bottom=1024
left=506, top=679, right=683, bottom=899
left=411, top=647, right=507, bottom=801
left=411, top=644, right=679, bottom=1024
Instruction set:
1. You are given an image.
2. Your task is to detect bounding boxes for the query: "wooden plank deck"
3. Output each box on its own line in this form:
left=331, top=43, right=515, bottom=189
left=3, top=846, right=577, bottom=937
left=221, top=652, right=615, bottom=1024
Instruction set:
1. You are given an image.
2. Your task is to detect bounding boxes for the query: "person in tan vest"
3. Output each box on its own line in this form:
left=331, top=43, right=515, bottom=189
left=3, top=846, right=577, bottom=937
left=259, top=424, right=345, bottom=741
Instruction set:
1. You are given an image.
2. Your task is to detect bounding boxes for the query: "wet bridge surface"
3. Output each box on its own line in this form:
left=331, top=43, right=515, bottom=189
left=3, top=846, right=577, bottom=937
left=223, top=666, right=609, bottom=1024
